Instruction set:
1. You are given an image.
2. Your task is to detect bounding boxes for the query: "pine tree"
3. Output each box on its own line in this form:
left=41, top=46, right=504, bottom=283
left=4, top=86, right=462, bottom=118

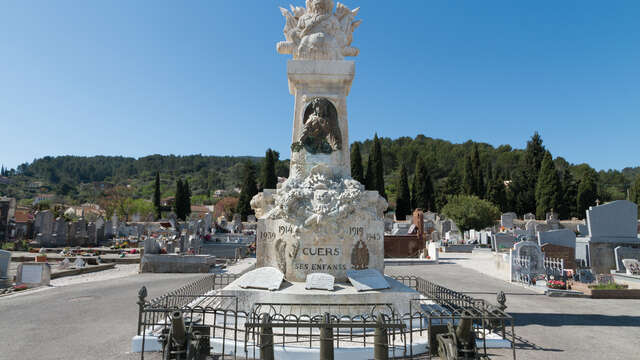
left=153, top=172, right=162, bottom=220
left=174, top=179, right=184, bottom=220
left=577, top=171, right=598, bottom=219
left=395, top=163, right=411, bottom=220
left=350, top=143, right=365, bottom=183
left=411, top=171, right=418, bottom=211
left=535, top=151, right=561, bottom=219
left=435, top=169, right=462, bottom=211
left=237, top=161, right=258, bottom=221
left=372, top=134, right=386, bottom=199
left=261, top=149, right=278, bottom=190
left=413, top=158, right=434, bottom=211
left=365, top=154, right=375, bottom=191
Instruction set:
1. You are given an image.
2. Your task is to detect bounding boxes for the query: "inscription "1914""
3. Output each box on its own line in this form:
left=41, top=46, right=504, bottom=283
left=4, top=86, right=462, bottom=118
left=278, top=225, right=294, bottom=235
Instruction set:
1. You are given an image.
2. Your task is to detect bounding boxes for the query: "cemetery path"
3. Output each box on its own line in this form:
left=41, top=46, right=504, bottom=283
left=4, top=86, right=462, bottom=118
left=0, top=271, right=203, bottom=360
left=387, top=255, right=640, bottom=360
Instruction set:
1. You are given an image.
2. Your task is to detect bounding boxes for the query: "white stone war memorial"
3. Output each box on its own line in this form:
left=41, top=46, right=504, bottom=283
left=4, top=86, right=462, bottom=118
left=132, top=2, right=516, bottom=358
left=250, top=0, right=387, bottom=283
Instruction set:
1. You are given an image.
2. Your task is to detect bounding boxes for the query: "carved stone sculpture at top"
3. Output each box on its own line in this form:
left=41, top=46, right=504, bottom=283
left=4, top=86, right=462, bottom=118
left=277, top=0, right=361, bottom=60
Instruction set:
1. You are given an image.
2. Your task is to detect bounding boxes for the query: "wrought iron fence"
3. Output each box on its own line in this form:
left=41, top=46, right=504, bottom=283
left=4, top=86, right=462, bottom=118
left=513, top=255, right=532, bottom=285
left=136, top=274, right=516, bottom=359
left=544, top=257, right=564, bottom=279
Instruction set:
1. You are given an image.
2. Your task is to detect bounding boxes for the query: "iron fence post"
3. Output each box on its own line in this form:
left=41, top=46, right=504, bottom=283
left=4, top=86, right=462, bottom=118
left=374, top=316, right=388, bottom=360
left=259, top=313, right=274, bottom=360
left=319, top=312, right=334, bottom=360
left=137, top=286, right=147, bottom=335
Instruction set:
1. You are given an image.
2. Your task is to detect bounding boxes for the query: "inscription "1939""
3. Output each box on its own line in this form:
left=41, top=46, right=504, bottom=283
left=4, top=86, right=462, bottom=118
left=260, top=232, right=276, bottom=240
left=279, top=225, right=294, bottom=235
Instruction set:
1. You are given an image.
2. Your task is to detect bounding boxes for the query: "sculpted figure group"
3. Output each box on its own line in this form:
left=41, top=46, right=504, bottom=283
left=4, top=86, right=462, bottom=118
left=277, top=0, right=361, bottom=60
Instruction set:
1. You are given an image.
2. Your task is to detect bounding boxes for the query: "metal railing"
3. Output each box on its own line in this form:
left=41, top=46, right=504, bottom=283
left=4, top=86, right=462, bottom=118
left=544, top=257, right=564, bottom=279
left=136, top=274, right=516, bottom=359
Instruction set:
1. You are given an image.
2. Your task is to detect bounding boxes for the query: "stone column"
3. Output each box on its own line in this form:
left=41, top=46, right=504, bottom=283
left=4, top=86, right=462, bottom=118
left=287, top=60, right=354, bottom=180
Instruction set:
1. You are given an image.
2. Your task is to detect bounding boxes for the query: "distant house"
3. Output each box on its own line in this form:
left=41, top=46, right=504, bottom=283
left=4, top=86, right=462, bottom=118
left=213, top=190, right=225, bottom=198
left=13, top=209, right=33, bottom=240
left=0, top=176, right=11, bottom=185
left=161, top=196, right=175, bottom=207
left=27, top=181, right=43, bottom=189
left=190, top=205, right=213, bottom=219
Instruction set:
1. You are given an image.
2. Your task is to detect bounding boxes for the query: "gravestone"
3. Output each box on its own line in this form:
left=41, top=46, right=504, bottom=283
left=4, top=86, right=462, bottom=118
left=587, top=200, right=638, bottom=240
left=52, top=217, right=68, bottom=247
left=87, top=222, right=97, bottom=246
left=73, top=258, right=86, bottom=268
left=511, top=240, right=545, bottom=281
left=525, top=220, right=537, bottom=238
left=237, top=267, right=284, bottom=291
left=58, top=258, right=71, bottom=269
left=577, top=223, right=589, bottom=236
left=524, top=213, right=536, bottom=221
left=144, top=237, right=160, bottom=255
left=538, top=229, right=576, bottom=248
left=247, top=215, right=257, bottom=223
left=346, top=269, right=390, bottom=291
left=493, top=233, right=516, bottom=251
left=613, top=246, right=640, bottom=272
left=577, top=269, right=594, bottom=283
left=16, top=263, right=51, bottom=287
left=391, top=222, right=411, bottom=235
left=597, top=274, right=614, bottom=285
left=501, top=212, right=517, bottom=229
left=305, top=273, right=335, bottom=291
left=621, top=259, right=640, bottom=275
left=0, top=249, right=11, bottom=280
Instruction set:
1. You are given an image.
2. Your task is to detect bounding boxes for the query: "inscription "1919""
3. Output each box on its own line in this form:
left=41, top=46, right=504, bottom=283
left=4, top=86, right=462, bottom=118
left=349, top=227, right=364, bottom=236
left=279, top=225, right=293, bottom=235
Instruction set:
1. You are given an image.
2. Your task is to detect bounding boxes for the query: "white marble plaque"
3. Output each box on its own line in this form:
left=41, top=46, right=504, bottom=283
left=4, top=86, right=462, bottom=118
left=346, top=269, right=390, bottom=292
left=305, top=273, right=334, bottom=291
left=237, top=267, right=284, bottom=291
left=21, top=264, right=43, bottom=284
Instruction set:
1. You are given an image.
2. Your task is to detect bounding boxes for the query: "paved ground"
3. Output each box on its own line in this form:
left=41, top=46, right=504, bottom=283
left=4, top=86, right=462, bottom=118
left=0, top=271, right=204, bottom=360
left=2, top=256, right=639, bottom=359
left=387, top=255, right=640, bottom=360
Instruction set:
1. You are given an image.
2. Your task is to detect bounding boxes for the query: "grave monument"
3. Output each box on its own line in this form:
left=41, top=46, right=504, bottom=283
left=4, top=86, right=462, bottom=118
left=251, top=0, right=387, bottom=282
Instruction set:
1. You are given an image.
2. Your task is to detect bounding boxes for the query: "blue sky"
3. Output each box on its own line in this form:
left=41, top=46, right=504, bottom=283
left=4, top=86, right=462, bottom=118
left=1, top=1, right=638, bottom=171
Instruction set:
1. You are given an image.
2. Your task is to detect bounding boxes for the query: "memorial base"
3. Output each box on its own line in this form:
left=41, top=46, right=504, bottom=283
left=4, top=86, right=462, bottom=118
left=217, top=275, right=423, bottom=316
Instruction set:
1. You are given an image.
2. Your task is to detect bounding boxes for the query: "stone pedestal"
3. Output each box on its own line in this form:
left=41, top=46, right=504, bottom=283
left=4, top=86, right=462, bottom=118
left=287, top=60, right=354, bottom=180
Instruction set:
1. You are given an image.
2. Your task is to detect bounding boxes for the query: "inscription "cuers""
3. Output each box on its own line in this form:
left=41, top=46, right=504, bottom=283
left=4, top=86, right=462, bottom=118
left=301, top=247, right=342, bottom=256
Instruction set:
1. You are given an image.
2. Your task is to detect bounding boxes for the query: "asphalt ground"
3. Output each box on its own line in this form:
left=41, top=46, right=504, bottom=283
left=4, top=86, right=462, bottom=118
left=1, top=257, right=639, bottom=359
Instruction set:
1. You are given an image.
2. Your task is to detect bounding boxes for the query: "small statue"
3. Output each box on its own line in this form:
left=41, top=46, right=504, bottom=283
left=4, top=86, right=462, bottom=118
left=293, top=98, right=341, bottom=154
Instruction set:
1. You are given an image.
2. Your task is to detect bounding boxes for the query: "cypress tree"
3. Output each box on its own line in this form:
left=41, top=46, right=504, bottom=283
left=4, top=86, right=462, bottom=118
left=372, top=134, right=386, bottom=199
left=559, top=170, right=578, bottom=219
left=365, top=154, right=375, bottom=191
left=174, top=179, right=184, bottom=220
left=576, top=171, right=598, bottom=219
left=513, top=132, right=546, bottom=215
left=237, top=161, right=258, bottom=221
left=153, top=172, right=161, bottom=220
left=411, top=170, right=417, bottom=210
left=261, top=149, right=278, bottom=190
left=184, top=179, right=192, bottom=218
left=350, top=143, right=365, bottom=183
left=395, top=163, right=411, bottom=220
left=535, top=151, right=561, bottom=219
left=471, top=144, right=485, bottom=197
left=487, top=177, right=507, bottom=211
left=413, top=157, right=434, bottom=211
left=630, top=178, right=640, bottom=206
left=463, top=155, right=475, bottom=196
